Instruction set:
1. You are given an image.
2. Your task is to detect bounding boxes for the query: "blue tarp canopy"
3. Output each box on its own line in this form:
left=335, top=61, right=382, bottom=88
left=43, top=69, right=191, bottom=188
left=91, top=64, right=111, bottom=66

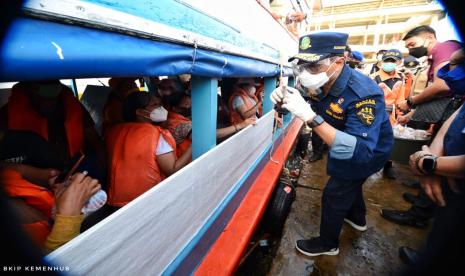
left=0, top=18, right=292, bottom=82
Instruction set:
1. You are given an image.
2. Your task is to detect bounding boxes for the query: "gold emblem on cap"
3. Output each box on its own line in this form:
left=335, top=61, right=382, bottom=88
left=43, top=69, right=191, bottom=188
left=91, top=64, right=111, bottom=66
left=300, top=37, right=311, bottom=50
left=295, top=53, right=321, bottom=62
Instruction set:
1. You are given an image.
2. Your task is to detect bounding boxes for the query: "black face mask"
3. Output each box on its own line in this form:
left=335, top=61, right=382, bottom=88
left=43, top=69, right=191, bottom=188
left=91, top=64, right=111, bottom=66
left=408, top=40, right=429, bottom=58
left=409, top=46, right=428, bottom=58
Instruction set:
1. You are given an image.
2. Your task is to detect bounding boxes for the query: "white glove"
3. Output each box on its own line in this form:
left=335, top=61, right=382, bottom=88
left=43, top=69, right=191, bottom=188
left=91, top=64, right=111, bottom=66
left=282, top=86, right=316, bottom=122
left=270, top=86, right=285, bottom=104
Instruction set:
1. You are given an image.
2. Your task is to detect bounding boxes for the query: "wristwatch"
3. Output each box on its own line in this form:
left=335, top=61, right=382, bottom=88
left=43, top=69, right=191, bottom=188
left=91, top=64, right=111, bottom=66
left=307, top=115, right=324, bottom=128
left=421, top=155, right=438, bottom=175
left=407, top=97, right=416, bottom=108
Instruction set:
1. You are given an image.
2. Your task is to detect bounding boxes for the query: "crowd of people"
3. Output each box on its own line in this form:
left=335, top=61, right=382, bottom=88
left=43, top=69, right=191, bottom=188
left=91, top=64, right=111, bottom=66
left=0, top=18, right=463, bottom=273
left=0, top=75, right=264, bottom=253
left=271, top=24, right=464, bottom=273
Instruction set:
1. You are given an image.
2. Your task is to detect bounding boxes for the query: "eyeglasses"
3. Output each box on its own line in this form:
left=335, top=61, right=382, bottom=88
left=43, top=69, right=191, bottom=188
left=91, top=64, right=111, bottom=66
left=292, top=58, right=332, bottom=75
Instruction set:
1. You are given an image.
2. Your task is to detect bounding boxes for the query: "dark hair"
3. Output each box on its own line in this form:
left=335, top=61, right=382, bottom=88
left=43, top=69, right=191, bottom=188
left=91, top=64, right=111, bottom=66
left=345, top=45, right=352, bottom=54
left=123, top=92, right=150, bottom=122
left=403, top=25, right=436, bottom=41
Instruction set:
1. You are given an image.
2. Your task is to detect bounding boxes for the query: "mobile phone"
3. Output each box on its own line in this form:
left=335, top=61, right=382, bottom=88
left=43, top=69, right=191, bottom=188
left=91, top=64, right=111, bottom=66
left=54, top=152, right=85, bottom=184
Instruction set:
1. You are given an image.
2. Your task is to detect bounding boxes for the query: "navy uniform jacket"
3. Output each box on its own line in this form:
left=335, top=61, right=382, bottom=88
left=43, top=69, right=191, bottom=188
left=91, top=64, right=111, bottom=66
left=309, top=65, right=394, bottom=180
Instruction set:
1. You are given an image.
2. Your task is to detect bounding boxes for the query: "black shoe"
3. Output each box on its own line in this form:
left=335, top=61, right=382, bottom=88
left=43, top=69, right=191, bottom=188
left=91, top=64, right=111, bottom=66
left=380, top=209, right=428, bottom=229
left=383, top=166, right=396, bottom=179
left=402, top=181, right=421, bottom=189
left=295, top=237, right=339, bottom=257
left=399, top=246, right=420, bottom=265
left=309, top=153, right=323, bottom=162
left=402, top=192, right=420, bottom=205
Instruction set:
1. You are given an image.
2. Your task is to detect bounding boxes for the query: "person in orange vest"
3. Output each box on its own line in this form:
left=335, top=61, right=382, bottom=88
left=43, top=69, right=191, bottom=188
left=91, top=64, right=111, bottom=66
left=402, top=56, right=421, bottom=100
left=0, top=167, right=101, bottom=253
left=370, top=49, right=406, bottom=179
left=165, top=92, right=256, bottom=155
left=106, top=93, right=192, bottom=208
left=0, top=127, right=104, bottom=251
left=370, top=49, right=406, bottom=125
left=0, top=81, right=106, bottom=185
left=158, top=78, right=186, bottom=110
left=228, top=78, right=262, bottom=125
left=102, top=77, right=140, bottom=135
left=164, top=94, right=192, bottom=158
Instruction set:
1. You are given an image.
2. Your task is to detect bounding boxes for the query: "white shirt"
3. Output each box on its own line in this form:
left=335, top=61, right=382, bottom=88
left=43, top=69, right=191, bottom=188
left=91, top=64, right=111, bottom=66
left=155, top=136, right=173, bottom=155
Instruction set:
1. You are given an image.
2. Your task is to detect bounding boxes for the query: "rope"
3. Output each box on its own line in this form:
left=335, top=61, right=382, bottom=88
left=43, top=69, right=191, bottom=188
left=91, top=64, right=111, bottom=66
left=190, top=41, right=198, bottom=74
left=270, top=51, right=287, bottom=165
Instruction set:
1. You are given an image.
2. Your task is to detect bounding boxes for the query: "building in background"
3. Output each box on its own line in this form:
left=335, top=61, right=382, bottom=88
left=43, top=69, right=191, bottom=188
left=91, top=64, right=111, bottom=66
left=306, top=0, right=451, bottom=59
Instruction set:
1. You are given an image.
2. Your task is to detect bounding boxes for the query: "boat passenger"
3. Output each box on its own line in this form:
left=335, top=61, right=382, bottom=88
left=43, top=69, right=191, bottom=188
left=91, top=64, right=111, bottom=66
left=106, top=93, right=192, bottom=208
left=228, top=78, right=262, bottom=125
left=102, top=77, right=139, bottom=135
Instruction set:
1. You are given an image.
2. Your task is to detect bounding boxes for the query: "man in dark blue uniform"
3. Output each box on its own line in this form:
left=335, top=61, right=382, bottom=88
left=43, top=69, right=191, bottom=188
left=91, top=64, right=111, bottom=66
left=271, top=32, right=393, bottom=256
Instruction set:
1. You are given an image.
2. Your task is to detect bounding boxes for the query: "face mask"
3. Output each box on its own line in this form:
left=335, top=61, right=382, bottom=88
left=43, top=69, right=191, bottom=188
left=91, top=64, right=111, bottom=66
left=437, top=63, right=465, bottom=95
left=382, top=62, right=396, bottom=73
left=408, top=39, right=429, bottom=58
left=148, top=106, right=168, bottom=122
left=36, top=83, right=62, bottom=99
left=298, top=61, right=336, bottom=90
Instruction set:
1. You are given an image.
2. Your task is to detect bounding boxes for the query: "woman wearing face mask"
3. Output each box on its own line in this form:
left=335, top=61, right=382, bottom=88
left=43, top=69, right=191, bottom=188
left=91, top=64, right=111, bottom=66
left=105, top=93, right=192, bottom=208
left=228, top=78, right=262, bottom=125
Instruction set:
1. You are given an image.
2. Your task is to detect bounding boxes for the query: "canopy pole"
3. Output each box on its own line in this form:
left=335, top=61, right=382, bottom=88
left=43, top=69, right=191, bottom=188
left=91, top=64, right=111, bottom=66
left=263, top=76, right=277, bottom=113
left=191, top=76, right=218, bottom=159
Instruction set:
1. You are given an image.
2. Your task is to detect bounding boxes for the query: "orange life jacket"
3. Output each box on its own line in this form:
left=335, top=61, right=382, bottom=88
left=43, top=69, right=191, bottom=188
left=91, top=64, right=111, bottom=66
left=165, top=111, right=192, bottom=158
left=0, top=169, right=54, bottom=247
left=404, top=74, right=414, bottom=100
left=228, top=88, right=258, bottom=125
left=102, top=95, right=124, bottom=137
left=7, top=83, right=84, bottom=157
left=370, top=70, right=405, bottom=126
left=106, top=123, right=176, bottom=207
left=0, top=169, right=54, bottom=218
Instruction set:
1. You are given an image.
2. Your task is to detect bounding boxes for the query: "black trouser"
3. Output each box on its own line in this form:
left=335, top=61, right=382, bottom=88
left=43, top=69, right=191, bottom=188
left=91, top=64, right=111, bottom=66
left=295, top=127, right=311, bottom=158
left=404, top=183, right=465, bottom=275
left=320, top=177, right=367, bottom=248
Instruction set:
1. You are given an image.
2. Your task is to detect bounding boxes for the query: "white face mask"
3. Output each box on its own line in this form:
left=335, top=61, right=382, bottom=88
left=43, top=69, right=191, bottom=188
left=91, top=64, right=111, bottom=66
left=298, top=61, right=336, bottom=90
left=149, top=106, right=168, bottom=122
